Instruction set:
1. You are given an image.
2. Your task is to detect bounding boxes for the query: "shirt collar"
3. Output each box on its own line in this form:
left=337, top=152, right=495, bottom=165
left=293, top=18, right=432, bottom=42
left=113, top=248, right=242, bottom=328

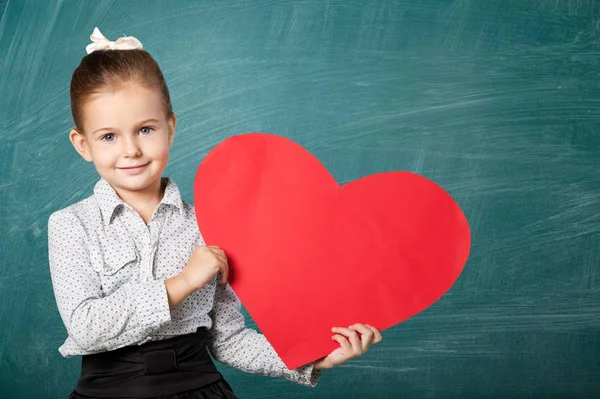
left=94, top=176, right=184, bottom=226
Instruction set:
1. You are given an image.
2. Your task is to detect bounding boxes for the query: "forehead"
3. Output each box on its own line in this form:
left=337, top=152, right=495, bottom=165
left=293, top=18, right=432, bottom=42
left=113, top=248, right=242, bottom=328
left=83, top=84, right=165, bottom=130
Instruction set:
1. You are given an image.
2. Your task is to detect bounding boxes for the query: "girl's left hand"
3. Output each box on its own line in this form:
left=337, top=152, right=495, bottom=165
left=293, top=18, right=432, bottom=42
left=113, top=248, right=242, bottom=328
left=313, top=323, right=382, bottom=370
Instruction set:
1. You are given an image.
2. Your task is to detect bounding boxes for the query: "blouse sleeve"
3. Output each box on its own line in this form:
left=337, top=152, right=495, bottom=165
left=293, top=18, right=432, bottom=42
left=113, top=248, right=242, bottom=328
left=48, top=210, right=172, bottom=354
left=205, top=280, right=322, bottom=387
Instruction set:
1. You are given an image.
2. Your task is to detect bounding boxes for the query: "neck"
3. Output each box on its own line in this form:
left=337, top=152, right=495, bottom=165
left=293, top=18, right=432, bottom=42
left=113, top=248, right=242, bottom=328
left=115, top=177, right=166, bottom=221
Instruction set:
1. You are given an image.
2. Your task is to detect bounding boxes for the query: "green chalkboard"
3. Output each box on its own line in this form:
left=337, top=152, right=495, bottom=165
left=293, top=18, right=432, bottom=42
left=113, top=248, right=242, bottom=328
left=1, top=0, right=599, bottom=398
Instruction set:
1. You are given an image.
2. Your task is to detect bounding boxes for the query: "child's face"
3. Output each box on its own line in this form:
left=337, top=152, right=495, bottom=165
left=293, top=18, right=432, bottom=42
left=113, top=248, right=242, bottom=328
left=70, top=82, right=176, bottom=196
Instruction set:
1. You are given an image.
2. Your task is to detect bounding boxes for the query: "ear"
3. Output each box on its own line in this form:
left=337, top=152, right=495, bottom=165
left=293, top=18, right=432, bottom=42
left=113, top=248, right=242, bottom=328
left=167, top=113, right=177, bottom=148
left=69, top=128, right=93, bottom=162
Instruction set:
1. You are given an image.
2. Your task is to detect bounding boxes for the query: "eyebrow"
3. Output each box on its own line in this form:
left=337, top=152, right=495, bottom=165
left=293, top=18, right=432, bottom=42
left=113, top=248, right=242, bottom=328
left=91, top=119, right=161, bottom=136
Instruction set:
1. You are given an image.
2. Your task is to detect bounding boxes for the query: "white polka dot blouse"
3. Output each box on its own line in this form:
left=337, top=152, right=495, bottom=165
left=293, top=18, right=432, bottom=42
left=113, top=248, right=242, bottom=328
left=47, top=176, right=320, bottom=387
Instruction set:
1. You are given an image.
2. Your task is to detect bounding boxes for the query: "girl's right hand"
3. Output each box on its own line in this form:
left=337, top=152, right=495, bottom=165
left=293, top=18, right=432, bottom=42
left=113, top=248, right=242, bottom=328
left=180, top=245, right=229, bottom=291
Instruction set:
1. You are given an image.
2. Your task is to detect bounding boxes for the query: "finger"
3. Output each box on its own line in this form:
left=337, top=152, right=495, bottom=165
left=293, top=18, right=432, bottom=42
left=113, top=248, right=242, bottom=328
left=206, top=246, right=225, bottom=256
left=196, top=245, right=216, bottom=257
left=205, top=247, right=227, bottom=263
left=204, top=245, right=226, bottom=259
left=349, top=324, right=374, bottom=352
left=207, top=250, right=228, bottom=283
left=331, top=334, right=352, bottom=353
left=218, top=258, right=229, bottom=283
left=202, top=247, right=228, bottom=283
left=365, top=324, right=383, bottom=343
left=332, top=327, right=361, bottom=355
left=199, top=245, right=217, bottom=252
left=210, top=251, right=227, bottom=265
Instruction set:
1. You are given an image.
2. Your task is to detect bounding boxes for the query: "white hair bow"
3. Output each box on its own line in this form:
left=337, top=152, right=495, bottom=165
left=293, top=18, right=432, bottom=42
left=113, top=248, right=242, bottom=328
left=85, top=27, right=143, bottom=54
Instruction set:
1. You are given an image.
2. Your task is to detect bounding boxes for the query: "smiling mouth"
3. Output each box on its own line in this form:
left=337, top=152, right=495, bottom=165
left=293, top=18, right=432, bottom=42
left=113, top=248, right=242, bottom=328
left=119, top=162, right=150, bottom=169
left=117, top=162, right=150, bottom=174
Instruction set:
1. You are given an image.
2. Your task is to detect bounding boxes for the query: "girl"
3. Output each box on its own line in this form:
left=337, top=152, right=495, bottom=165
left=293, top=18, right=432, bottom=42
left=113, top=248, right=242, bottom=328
left=48, top=27, right=382, bottom=399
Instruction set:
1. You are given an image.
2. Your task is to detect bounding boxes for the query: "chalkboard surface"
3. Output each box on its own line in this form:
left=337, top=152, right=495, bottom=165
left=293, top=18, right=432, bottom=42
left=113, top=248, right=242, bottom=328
left=1, top=1, right=599, bottom=398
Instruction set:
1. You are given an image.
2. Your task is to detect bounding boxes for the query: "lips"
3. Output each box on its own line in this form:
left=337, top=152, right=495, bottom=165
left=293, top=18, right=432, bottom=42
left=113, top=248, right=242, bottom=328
left=118, top=162, right=149, bottom=174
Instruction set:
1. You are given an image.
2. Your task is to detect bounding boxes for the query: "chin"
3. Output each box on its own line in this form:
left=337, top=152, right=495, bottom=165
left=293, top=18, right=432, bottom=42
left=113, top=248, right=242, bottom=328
left=126, top=177, right=159, bottom=190
left=105, top=176, right=155, bottom=191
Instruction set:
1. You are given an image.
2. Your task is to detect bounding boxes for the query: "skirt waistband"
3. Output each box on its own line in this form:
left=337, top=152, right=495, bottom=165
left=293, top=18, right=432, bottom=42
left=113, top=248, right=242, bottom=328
left=74, top=327, right=223, bottom=398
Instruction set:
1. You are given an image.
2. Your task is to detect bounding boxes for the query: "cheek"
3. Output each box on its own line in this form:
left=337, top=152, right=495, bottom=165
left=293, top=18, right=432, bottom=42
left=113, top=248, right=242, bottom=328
left=158, top=147, right=170, bottom=161
left=90, top=145, right=117, bottom=165
left=148, top=138, right=170, bottom=160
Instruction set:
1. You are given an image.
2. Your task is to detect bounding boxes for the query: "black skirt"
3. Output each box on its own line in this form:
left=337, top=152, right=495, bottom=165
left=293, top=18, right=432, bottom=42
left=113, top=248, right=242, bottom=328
left=68, top=328, right=238, bottom=399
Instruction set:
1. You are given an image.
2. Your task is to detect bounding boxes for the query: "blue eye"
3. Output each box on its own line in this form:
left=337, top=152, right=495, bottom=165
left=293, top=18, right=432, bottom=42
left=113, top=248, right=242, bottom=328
left=140, top=126, right=154, bottom=135
left=101, top=133, right=116, bottom=142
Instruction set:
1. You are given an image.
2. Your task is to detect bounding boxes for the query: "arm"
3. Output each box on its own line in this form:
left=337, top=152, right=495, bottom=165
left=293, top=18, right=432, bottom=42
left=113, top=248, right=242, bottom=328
left=48, top=210, right=176, bottom=353
left=206, top=281, right=322, bottom=387
left=165, top=274, right=196, bottom=309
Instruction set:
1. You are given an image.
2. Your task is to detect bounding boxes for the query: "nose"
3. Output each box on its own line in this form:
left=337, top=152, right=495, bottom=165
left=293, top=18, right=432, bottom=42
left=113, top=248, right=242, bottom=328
left=122, top=135, right=142, bottom=157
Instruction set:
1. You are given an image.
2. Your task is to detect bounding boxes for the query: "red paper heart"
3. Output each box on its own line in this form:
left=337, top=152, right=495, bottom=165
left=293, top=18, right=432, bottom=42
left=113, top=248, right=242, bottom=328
left=194, top=133, right=470, bottom=369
